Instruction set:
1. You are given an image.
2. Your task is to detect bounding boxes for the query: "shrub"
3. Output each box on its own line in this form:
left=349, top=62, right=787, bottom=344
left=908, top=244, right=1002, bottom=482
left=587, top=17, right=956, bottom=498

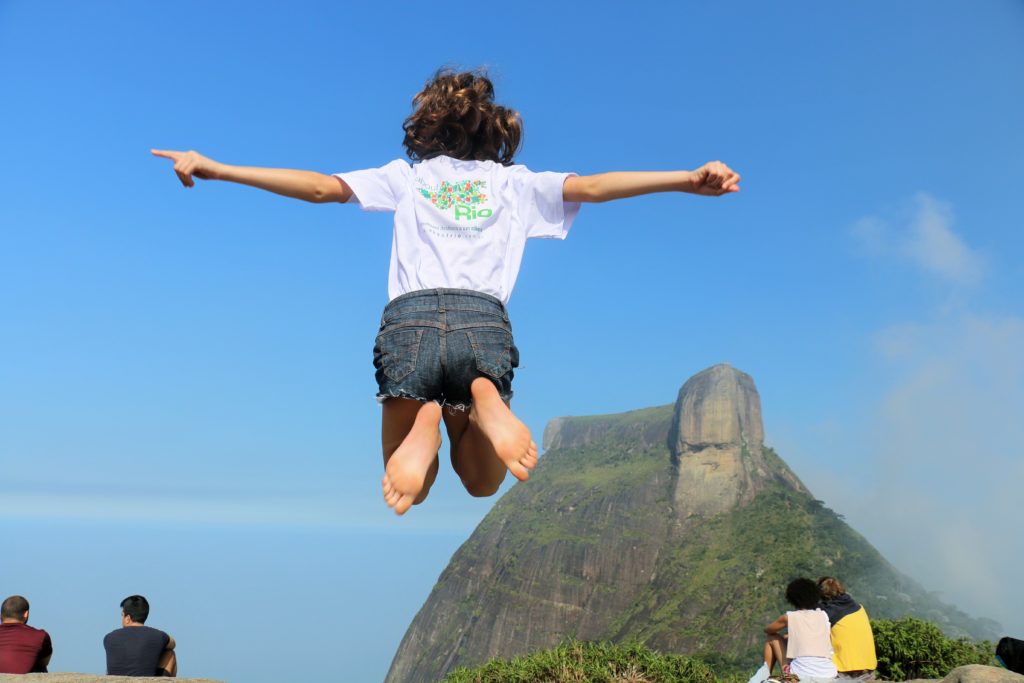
left=443, top=638, right=722, bottom=683
left=872, top=617, right=995, bottom=681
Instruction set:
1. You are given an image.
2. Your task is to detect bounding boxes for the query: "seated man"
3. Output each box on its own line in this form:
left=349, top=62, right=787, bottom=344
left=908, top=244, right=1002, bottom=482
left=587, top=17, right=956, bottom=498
left=104, top=595, right=177, bottom=677
left=0, top=595, right=53, bottom=674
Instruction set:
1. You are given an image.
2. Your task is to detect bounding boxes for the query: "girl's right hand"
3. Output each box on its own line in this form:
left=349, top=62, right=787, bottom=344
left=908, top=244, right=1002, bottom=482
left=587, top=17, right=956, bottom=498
left=150, top=149, right=224, bottom=188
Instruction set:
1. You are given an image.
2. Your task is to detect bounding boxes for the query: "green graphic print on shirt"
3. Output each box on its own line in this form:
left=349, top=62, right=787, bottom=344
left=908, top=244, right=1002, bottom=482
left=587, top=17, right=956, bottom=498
left=417, top=179, right=493, bottom=220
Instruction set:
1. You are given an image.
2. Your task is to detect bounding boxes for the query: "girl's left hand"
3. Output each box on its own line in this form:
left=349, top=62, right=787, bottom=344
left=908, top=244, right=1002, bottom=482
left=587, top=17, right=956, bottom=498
left=691, top=161, right=741, bottom=196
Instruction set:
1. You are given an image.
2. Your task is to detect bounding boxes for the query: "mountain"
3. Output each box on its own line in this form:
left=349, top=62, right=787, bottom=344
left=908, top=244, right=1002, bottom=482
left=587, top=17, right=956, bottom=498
left=385, top=364, right=1000, bottom=683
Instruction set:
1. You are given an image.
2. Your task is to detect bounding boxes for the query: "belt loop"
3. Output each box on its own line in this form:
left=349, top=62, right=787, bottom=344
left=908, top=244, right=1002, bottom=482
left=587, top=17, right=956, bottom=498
left=436, top=288, right=445, bottom=313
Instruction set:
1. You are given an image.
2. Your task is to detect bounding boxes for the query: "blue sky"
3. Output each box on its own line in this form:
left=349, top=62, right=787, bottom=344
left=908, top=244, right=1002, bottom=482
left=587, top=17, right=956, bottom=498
left=2, top=1, right=1022, bottom=681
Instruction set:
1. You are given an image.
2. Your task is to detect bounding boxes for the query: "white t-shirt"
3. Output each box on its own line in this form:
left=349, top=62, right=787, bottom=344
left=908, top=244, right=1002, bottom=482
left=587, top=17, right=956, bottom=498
left=335, top=155, right=580, bottom=303
left=787, top=609, right=838, bottom=680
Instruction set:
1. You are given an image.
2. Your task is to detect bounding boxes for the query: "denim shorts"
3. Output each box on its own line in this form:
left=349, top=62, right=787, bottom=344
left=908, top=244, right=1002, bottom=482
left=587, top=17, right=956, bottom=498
left=373, top=288, right=519, bottom=409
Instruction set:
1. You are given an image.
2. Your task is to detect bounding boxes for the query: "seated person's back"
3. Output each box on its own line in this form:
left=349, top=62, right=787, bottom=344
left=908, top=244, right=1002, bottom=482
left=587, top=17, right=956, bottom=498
left=104, top=595, right=176, bottom=677
left=817, top=576, right=877, bottom=676
left=104, top=623, right=171, bottom=676
left=0, top=595, right=53, bottom=675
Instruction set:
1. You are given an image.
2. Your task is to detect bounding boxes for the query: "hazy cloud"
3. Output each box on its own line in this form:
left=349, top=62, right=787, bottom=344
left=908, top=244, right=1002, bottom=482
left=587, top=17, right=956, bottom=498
left=851, top=192, right=986, bottom=286
left=830, top=310, right=1024, bottom=635
left=0, top=490, right=481, bottom=533
left=787, top=193, right=1022, bottom=635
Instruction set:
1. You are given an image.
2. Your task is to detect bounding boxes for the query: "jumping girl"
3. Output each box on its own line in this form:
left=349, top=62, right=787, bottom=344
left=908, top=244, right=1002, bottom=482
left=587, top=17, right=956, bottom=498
left=152, top=68, right=740, bottom=515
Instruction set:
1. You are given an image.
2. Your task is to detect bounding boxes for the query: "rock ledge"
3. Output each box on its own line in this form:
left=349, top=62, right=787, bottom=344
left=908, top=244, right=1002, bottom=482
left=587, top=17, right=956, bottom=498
left=905, top=664, right=1024, bottom=683
left=0, top=675, right=224, bottom=683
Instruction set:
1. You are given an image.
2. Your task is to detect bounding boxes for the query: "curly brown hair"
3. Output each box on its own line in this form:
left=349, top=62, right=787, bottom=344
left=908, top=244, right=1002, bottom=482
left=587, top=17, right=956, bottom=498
left=402, top=69, right=522, bottom=165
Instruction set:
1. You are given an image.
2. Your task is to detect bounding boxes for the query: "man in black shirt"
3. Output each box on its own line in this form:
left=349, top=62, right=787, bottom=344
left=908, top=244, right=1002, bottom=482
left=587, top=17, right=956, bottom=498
left=103, top=595, right=177, bottom=677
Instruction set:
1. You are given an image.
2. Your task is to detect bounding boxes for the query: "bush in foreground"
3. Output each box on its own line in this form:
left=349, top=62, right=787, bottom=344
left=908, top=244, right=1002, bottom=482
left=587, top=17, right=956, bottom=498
left=444, top=617, right=997, bottom=683
left=872, top=616, right=995, bottom=681
left=443, top=639, right=722, bottom=683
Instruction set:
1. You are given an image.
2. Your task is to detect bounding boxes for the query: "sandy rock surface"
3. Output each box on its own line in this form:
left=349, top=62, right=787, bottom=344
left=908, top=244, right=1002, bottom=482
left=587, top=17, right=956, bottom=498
left=903, top=664, right=1023, bottom=683
left=0, top=675, right=224, bottom=683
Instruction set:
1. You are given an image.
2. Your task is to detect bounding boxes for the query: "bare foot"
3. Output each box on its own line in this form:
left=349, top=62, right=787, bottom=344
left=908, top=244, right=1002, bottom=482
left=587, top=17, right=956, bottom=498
left=382, top=402, right=442, bottom=515
left=468, top=378, right=538, bottom=481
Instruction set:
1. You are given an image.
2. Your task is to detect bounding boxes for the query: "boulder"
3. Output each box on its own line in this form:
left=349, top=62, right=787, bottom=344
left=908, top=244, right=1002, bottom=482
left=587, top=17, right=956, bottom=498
left=0, top=675, right=224, bottom=683
left=938, top=665, right=1024, bottom=683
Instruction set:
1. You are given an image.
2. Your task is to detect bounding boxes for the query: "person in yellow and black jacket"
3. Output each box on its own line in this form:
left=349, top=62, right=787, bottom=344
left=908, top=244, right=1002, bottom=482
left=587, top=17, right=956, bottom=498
left=818, top=577, right=878, bottom=680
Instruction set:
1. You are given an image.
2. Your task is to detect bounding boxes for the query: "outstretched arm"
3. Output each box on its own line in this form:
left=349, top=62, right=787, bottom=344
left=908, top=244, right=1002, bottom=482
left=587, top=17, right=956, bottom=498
left=563, top=161, right=740, bottom=203
left=150, top=149, right=352, bottom=204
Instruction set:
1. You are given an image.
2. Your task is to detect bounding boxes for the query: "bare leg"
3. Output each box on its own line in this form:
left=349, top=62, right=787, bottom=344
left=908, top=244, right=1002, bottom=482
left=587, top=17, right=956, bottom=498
left=466, top=377, right=538, bottom=481
left=443, top=409, right=506, bottom=497
left=381, top=398, right=442, bottom=515
left=764, top=634, right=787, bottom=675
left=158, top=649, right=177, bottom=677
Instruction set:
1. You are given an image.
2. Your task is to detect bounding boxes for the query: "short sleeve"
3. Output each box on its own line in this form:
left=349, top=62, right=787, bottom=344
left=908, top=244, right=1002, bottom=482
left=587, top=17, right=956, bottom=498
left=510, top=167, right=581, bottom=240
left=333, top=159, right=410, bottom=212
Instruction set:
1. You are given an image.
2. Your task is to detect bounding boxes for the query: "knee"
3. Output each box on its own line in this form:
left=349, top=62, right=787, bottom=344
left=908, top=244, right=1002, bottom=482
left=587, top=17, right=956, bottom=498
left=413, top=481, right=434, bottom=505
left=462, top=476, right=502, bottom=498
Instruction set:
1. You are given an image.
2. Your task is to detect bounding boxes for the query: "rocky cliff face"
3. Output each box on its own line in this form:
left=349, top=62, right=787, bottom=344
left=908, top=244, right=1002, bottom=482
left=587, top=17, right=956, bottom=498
left=670, top=364, right=803, bottom=518
left=385, top=365, right=1000, bottom=683
left=670, top=363, right=764, bottom=451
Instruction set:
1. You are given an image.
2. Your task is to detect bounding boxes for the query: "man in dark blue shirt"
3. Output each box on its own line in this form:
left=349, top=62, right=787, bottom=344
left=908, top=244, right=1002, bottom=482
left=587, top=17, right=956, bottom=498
left=103, top=595, right=177, bottom=677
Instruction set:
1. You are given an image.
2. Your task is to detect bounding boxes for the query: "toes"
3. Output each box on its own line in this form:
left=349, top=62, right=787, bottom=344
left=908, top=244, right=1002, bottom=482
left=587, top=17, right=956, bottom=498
left=507, top=460, right=530, bottom=482
left=393, top=495, right=414, bottom=515
left=382, top=476, right=403, bottom=508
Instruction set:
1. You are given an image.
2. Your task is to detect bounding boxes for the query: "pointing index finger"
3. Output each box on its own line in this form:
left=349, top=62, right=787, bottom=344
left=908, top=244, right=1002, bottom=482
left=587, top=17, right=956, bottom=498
left=150, top=149, right=180, bottom=160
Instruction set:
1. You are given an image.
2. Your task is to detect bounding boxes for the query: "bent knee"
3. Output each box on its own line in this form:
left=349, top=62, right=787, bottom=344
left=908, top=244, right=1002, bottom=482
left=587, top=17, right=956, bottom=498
left=462, top=477, right=502, bottom=498
left=413, top=482, right=435, bottom=506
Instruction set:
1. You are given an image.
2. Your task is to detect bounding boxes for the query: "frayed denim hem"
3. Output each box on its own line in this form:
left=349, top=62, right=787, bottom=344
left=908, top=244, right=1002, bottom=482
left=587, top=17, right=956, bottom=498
left=375, top=390, right=513, bottom=414
left=375, top=392, right=470, bottom=414
left=375, top=391, right=438, bottom=406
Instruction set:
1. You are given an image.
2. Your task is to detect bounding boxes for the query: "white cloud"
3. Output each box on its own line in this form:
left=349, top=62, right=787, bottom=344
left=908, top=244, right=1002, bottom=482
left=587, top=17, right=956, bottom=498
left=851, top=192, right=986, bottom=286
left=904, top=193, right=985, bottom=285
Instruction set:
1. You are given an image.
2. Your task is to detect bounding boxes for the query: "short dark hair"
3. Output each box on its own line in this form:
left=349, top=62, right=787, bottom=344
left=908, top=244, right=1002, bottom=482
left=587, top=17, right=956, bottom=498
left=1, top=595, right=29, bottom=620
left=121, top=595, right=150, bottom=624
left=785, top=578, right=821, bottom=609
